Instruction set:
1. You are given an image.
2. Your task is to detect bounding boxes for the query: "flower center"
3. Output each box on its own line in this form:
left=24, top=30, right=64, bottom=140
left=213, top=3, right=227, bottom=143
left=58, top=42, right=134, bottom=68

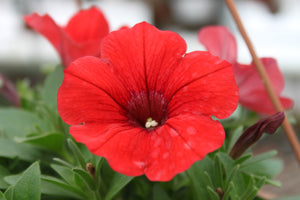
left=126, top=91, right=168, bottom=129
left=145, top=117, right=158, bottom=129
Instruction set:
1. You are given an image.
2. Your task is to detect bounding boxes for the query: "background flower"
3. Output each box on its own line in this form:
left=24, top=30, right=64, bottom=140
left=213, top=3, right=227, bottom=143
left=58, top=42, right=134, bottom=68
left=24, top=6, right=109, bottom=68
left=198, top=26, right=293, bottom=115
left=57, top=22, right=239, bottom=181
left=0, top=74, right=20, bottom=107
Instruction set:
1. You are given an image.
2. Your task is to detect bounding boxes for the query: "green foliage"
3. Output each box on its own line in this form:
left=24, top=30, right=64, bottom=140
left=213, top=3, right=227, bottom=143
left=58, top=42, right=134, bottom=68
left=104, top=173, right=134, bottom=200
left=4, top=162, right=41, bottom=200
left=41, top=65, right=64, bottom=110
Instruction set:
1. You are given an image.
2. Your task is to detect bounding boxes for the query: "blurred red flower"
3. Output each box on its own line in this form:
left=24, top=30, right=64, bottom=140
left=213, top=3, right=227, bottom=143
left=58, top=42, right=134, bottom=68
left=198, top=26, right=293, bottom=115
left=24, top=7, right=109, bottom=68
left=57, top=22, right=239, bottom=181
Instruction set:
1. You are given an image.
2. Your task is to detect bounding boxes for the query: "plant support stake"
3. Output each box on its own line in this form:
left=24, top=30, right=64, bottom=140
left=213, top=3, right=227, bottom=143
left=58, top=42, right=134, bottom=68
left=225, top=0, right=300, bottom=164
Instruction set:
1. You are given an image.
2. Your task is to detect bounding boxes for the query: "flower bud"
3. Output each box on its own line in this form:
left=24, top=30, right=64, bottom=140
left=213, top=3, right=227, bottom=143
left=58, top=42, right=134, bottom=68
left=230, top=112, right=285, bottom=159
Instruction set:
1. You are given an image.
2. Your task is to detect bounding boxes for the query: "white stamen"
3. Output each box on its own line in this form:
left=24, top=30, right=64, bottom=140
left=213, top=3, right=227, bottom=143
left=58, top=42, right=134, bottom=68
left=145, top=117, right=158, bottom=129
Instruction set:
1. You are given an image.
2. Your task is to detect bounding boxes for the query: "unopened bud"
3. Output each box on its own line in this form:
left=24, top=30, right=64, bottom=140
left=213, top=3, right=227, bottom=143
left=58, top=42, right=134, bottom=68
left=229, top=112, right=285, bottom=159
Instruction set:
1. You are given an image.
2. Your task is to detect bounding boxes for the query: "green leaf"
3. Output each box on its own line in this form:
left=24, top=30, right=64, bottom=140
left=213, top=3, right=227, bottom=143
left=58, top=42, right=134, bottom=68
left=51, top=164, right=75, bottom=186
left=16, top=132, right=64, bottom=152
left=4, top=162, right=41, bottom=200
left=241, top=150, right=277, bottom=166
left=0, top=108, right=51, bottom=139
left=186, top=158, right=212, bottom=200
left=67, top=138, right=86, bottom=169
left=42, top=65, right=64, bottom=110
left=104, top=173, right=134, bottom=200
left=235, top=153, right=252, bottom=164
left=223, top=182, right=234, bottom=200
left=265, top=179, right=281, bottom=187
left=227, top=126, right=244, bottom=152
left=240, top=151, right=283, bottom=188
left=225, top=165, right=240, bottom=189
left=73, top=168, right=95, bottom=190
left=241, top=158, right=283, bottom=178
left=0, top=165, right=10, bottom=189
left=4, top=174, right=21, bottom=185
left=207, top=186, right=220, bottom=200
left=0, top=139, right=43, bottom=161
left=53, top=157, right=74, bottom=168
left=16, top=79, right=39, bottom=110
left=153, top=184, right=172, bottom=200
left=41, top=175, right=86, bottom=199
left=0, top=191, right=7, bottom=200
left=41, top=176, right=88, bottom=199
left=218, top=152, right=236, bottom=178
left=214, top=155, right=224, bottom=188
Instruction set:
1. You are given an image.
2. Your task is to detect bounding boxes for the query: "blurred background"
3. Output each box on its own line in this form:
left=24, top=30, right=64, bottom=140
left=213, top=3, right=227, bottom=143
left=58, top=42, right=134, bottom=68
left=0, top=0, right=299, bottom=198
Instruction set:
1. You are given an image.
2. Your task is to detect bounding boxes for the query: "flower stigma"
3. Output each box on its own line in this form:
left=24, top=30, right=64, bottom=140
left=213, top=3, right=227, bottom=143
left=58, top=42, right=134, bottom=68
left=145, top=117, right=158, bottom=129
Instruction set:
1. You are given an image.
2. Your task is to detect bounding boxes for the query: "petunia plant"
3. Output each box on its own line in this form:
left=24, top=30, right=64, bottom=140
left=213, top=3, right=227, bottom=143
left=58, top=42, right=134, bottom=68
left=0, top=4, right=298, bottom=200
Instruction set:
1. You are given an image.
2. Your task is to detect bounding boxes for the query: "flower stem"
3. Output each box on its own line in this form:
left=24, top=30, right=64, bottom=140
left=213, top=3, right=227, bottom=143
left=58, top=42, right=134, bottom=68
left=224, top=0, right=300, bottom=164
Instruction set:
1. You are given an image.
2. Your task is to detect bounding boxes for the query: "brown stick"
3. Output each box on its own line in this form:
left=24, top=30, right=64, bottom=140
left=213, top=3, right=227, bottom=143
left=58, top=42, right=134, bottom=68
left=224, top=0, right=300, bottom=164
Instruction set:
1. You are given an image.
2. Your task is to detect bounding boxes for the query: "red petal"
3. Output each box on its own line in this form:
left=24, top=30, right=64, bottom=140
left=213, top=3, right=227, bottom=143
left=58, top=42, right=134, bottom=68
left=57, top=56, right=129, bottom=125
left=198, top=26, right=237, bottom=64
left=70, top=114, right=225, bottom=181
left=70, top=122, right=148, bottom=176
left=64, top=6, right=109, bottom=43
left=100, top=22, right=187, bottom=93
left=24, top=13, right=64, bottom=56
left=239, top=90, right=293, bottom=114
left=167, top=51, right=239, bottom=119
left=235, top=58, right=293, bottom=114
left=24, top=8, right=108, bottom=67
left=146, top=114, right=225, bottom=181
left=24, top=13, right=83, bottom=67
left=234, top=58, right=284, bottom=93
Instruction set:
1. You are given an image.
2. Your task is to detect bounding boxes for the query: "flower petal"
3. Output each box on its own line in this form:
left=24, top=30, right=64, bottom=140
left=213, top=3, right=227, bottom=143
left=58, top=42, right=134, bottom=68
left=167, top=51, right=239, bottom=119
left=70, top=114, right=225, bottom=181
left=24, top=7, right=109, bottom=67
left=70, top=122, right=148, bottom=176
left=145, top=114, right=225, bottom=181
left=64, top=6, right=109, bottom=43
left=100, top=22, right=187, bottom=93
left=57, top=56, right=129, bottom=125
left=198, top=26, right=237, bottom=63
left=24, top=13, right=64, bottom=56
left=234, top=58, right=284, bottom=93
left=235, top=58, right=293, bottom=114
left=239, top=90, right=293, bottom=114
left=24, top=13, right=83, bottom=67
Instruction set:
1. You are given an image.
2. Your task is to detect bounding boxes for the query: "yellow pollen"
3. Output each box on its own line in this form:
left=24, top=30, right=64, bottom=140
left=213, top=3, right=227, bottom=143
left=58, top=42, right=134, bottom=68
left=145, top=117, right=158, bottom=129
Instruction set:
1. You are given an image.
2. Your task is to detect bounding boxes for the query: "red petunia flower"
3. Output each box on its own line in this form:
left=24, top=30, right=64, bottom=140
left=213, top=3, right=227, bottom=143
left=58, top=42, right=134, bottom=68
left=198, top=26, right=293, bottom=115
left=24, top=6, right=109, bottom=68
left=57, top=22, right=239, bottom=181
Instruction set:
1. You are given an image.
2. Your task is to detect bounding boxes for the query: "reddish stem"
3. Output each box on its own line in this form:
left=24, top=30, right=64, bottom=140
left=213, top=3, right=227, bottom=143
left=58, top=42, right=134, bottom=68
left=225, top=0, right=300, bottom=164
